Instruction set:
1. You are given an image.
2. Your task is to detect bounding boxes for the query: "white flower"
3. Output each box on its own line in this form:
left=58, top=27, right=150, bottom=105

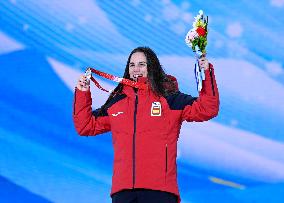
left=194, top=16, right=200, bottom=21
left=185, top=29, right=198, bottom=47
left=199, top=10, right=204, bottom=16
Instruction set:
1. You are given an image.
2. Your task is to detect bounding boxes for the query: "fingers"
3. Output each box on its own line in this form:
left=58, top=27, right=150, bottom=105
left=79, top=75, right=88, bottom=85
left=198, top=57, right=209, bottom=70
left=77, top=75, right=90, bottom=91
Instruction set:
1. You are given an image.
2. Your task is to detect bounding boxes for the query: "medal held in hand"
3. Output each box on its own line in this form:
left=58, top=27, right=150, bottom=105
left=185, top=10, right=208, bottom=92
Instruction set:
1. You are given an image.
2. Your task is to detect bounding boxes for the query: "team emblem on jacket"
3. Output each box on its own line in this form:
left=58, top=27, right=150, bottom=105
left=111, top=111, right=124, bottom=117
left=151, top=102, right=162, bottom=116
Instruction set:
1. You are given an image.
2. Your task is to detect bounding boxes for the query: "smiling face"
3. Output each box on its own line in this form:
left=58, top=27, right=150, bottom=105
left=128, top=52, right=148, bottom=81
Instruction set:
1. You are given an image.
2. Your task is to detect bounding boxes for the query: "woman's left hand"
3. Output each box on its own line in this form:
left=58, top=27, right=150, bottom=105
left=198, top=56, right=209, bottom=70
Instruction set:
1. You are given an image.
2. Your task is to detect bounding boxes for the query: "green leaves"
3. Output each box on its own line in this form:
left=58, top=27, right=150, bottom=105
left=191, top=35, right=207, bottom=54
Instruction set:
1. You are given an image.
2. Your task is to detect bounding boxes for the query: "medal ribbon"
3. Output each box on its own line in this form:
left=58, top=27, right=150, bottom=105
left=85, top=67, right=147, bottom=93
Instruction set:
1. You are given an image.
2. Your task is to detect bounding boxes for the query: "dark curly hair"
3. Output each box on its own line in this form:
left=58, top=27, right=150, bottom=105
left=97, top=47, right=177, bottom=114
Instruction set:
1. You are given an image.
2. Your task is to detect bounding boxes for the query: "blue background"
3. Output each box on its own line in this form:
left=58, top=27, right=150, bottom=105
left=1, top=0, right=284, bottom=202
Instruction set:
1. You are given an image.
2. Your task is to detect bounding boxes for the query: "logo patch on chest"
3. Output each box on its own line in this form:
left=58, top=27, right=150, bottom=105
left=151, top=102, right=162, bottom=116
left=111, top=111, right=124, bottom=117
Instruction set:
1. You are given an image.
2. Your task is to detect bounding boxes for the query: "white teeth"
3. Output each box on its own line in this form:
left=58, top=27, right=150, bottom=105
left=134, top=74, right=143, bottom=78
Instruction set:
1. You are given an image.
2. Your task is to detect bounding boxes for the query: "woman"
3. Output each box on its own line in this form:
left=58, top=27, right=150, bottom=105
left=73, top=47, right=219, bottom=203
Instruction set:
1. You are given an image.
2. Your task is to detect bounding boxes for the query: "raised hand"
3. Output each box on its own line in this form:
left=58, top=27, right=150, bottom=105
left=76, top=75, right=90, bottom=91
left=198, top=56, right=209, bottom=70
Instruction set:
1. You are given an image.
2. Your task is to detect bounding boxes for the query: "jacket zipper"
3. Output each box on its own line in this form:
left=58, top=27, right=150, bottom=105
left=165, top=144, right=168, bottom=173
left=209, top=67, right=216, bottom=96
left=132, top=91, right=138, bottom=188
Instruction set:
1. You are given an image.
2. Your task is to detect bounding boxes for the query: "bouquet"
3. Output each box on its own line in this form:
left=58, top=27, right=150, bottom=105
left=185, top=10, right=208, bottom=56
left=185, top=10, right=208, bottom=92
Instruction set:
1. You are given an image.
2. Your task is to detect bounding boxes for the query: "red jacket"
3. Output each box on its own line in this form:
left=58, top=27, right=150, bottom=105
left=73, top=65, right=219, bottom=202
